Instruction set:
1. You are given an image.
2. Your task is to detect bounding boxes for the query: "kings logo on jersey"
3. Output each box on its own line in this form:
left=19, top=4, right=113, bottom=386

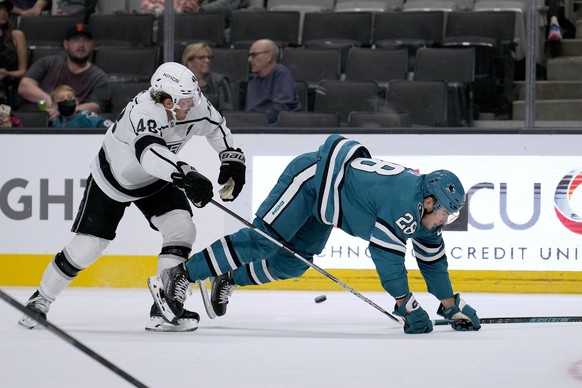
left=167, top=141, right=182, bottom=154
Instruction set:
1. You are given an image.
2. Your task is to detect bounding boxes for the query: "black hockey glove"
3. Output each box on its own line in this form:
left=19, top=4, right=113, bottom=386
left=217, top=148, right=246, bottom=202
left=171, top=162, right=213, bottom=208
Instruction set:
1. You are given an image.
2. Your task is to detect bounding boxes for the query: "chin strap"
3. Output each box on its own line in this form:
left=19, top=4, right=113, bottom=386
left=165, top=101, right=179, bottom=125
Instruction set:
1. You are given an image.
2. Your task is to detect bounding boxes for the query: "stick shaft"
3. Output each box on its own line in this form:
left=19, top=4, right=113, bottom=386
left=0, top=288, right=149, bottom=388
left=210, top=200, right=404, bottom=325
left=434, top=316, right=582, bottom=325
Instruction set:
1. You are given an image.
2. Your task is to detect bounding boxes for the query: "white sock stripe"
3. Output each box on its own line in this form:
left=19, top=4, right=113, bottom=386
left=206, top=246, right=222, bottom=275
left=220, top=238, right=238, bottom=271
left=248, top=263, right=263, bottom=285
left=261, top=261, right=277, bottom=282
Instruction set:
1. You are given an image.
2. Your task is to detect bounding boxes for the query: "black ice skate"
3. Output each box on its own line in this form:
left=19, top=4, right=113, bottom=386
left=147, top=264, right=190, bottom=324
left=145, top=303, right=200, bottom=332
left=210, top=272, right=237, bottom=317
left=18, top=290, right=51, bottom=329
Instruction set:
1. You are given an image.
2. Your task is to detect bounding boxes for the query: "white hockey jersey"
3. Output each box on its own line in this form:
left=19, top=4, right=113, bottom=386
left=90, top=89, right=234, bottom=202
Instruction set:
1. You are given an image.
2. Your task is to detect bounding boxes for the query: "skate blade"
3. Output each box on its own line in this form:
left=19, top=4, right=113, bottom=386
left=145, top=316, right=198, bottom=332
left=198, top=278, right=217, bottom=319
left=147, top=276, right=177, bottom=324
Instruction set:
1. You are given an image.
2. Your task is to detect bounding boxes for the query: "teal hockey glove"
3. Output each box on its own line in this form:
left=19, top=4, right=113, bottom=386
left=393, top=293, right=433, bottom=334
left=437, top=293, right=481, bottom=331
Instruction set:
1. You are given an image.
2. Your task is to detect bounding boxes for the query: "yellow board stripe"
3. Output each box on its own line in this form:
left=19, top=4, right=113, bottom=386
left=1, top=254, right=581, bottom=293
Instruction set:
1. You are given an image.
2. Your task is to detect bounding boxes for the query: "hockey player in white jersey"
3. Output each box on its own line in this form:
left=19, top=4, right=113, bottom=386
left=18, top=62, right=246, bottom=332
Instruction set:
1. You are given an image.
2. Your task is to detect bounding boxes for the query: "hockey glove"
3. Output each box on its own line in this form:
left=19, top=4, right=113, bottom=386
left=393, top=292, right=433, bottom=334
left=171, top=162, right=214, bottom=208
left=437, top=293, right=481, bottom=331
left=217, top=148, right=246, bottom=201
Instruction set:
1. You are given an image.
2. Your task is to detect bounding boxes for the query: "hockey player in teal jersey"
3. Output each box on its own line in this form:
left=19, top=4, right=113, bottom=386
left=149, top=134, right=481, bottom=334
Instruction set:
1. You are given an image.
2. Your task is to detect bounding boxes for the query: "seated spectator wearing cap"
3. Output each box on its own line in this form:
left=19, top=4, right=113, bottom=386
left=0, top=0, right=28, bottom=106
left=50, top=84, right=113, bottom=128
left=182, top=42, right=233, bottom=112
left=10, top=0, right=47, bottom=15
left=17, top=23, right=111, bottom=121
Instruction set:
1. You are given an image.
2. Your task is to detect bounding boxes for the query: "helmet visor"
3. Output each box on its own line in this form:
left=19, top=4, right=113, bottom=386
left=433, top=205, right=459, bottom=225
left=176, top=88, right=202, bottom=109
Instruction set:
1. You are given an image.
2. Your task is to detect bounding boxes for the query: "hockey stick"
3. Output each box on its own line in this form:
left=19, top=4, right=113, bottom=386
left=0, top=288, right=149, bottom=388
left=434, top=316, right=582, bottom=325
left=210, top=199, right=405, bottom=326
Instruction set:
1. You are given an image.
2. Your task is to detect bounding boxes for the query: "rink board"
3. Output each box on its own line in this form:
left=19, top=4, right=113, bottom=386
left=1, top=253, right=581, bottom=293
left=1, top=132, right=581, bottom=293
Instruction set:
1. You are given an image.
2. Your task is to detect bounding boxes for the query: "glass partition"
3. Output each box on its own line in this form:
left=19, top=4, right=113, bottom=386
left=150, top=0, right=582, bottom=129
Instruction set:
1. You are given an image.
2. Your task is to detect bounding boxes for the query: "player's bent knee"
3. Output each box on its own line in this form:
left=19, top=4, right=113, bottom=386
left=64, top=234, right=110, bottom=269
left=153, top=209, right=196, bottom=247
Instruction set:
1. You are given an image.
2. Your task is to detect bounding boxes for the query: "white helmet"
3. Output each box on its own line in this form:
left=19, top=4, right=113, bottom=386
left=150, top=62, right=202, bottom=106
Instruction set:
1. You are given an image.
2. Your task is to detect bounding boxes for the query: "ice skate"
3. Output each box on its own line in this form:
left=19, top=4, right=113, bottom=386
left=145, top=303, right=199, bottom=332
left=210, top=272, right=237, bottom=317
left=18, top=290, right=51, bottom=329
left=147, top=263, right=190, bottom=324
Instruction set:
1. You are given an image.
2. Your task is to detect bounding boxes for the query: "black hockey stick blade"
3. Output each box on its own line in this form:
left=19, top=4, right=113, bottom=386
left=434, top=316, right=582, bottom=326
left=0, top=288, right=149, bottom=388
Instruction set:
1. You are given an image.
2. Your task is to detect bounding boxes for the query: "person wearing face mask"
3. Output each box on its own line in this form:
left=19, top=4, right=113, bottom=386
left=50, top=84, right=112, bottom=128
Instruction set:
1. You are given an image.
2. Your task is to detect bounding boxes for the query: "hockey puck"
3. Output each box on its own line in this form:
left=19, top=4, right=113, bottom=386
left=315, top=295, right=327, bottom=303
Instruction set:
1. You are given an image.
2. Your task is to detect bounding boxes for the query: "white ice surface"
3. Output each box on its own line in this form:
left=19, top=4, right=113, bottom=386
left=1, top=288, right=582, bottom=388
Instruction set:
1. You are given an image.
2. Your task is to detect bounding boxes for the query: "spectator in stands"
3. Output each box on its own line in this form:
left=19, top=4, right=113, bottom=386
left=547, top=0, right=563, bottom=41
left=17, top=23, right=110, bottom=120
left=141, top=0, right=177, bottom=15
left=0, top=0, right=28, bottom=106
left=140, top=0, right=241, bottom=15
left=50, top=84, right=113, bottom=128
left=182, top=42, right=233, bottom=112
left=180, top=0, right=242, bottom=15
left=0, top=84, right=22, bottom=127
left=244, top=39, right=300, bottom=126
left=10, top=0, right=47, bottom=15
left=51, top=0, right=97, bottom=20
